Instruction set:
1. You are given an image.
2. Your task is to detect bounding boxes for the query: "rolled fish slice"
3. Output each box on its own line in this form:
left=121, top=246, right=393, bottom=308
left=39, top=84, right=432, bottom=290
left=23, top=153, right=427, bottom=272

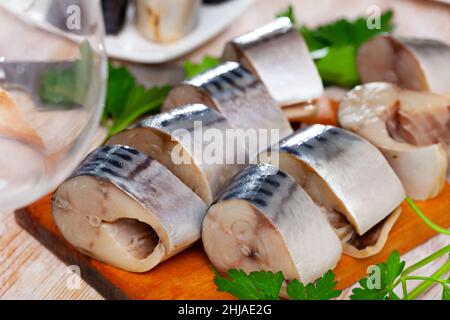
left=265, top=125, right=406, bottom=258
left=223, top=17, right=324, bottom=106
left=107, top=104, right=246, bottom=204
left=202, top=164, right=342, bottom=285
left=163, top=62, right=293, bottom=151
left=339, top=82, right=449, bottom=200
left=52, top=145, right=207, bottom=272
left=357, top=35, right=450, bottom=96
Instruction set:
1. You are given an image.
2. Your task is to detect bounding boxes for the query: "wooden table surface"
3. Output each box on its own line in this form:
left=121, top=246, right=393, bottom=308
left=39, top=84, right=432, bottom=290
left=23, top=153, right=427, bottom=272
left=0, top=0, right=449, bottom=300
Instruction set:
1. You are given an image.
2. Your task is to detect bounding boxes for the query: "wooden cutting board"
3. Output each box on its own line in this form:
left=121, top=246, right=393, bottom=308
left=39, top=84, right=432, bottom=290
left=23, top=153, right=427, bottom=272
left=15, top=184, right=450, bottom=300
left=11, top=0, right=450, bottom=300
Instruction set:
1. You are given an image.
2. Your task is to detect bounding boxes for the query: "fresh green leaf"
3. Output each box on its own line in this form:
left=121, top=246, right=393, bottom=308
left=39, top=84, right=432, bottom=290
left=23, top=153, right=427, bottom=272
left=315, top=45, right=360, bottom=88
left=301, top=10, right=394, bottom=51
left=103, top=63, right=171, bottom=137
left=287, top=270, right=341, bottom=300
left=104, top=63, right=136, bottom=121
left=276, top=5, right=296, bottom=25
left=213, top=269, right=283, bottom=300
left=351, top=251, right=405, bottom=300
left=107, top=84, right=171, bottom=136
left=183, top=56, right=221, bottom=79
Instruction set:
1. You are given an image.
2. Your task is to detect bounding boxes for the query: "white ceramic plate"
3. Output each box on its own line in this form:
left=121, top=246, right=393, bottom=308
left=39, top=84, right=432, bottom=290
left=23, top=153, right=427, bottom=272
left=106, top=0, right=254, bottom=63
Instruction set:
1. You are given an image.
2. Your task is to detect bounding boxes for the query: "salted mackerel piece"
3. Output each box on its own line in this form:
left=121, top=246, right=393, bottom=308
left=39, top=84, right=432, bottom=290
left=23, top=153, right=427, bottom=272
left=358, top=35, right=450, bottom=96
left=52, top=145, right=207, bottom=273
left=223, top=17, right=323, bottom=106
left=107, top=104, right=246, bottom=204
left=163, top=61, right=293, bottom=148
left=339, top=82, right=449, bottom=200
left=265, top=125, right=406, bottom=258
left=202, top=164, right=342, bottom=285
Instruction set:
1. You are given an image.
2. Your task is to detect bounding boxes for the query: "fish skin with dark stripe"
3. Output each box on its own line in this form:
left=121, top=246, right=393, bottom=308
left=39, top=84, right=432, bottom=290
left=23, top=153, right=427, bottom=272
left=202, top=164, right=342, bottom=288
left=223, top=18, right=323, bottom=106
left=107, top=104, right=247, bottom=204
left=163, top=62, right=293, bottom=153
left=265, top=125, right=406, bottom=258
left=52, top=145, right=207, bottom=273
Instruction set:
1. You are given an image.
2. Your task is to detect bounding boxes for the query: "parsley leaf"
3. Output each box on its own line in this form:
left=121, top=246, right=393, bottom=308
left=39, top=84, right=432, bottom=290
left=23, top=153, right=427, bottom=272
left=183, top=56, right=221, bottom=79
left=287, top=270, right=341, bottom=300
left=214, top=269, right=341, bottom=300
left=214, top=269, right=283, bottom=300
left=315, top=46, right=359, bottom=88
left=103, top=63, right=171, bottom=137
left=103, top=64, right=136, bottom=121
left=350, top=251, right=405, bottom=300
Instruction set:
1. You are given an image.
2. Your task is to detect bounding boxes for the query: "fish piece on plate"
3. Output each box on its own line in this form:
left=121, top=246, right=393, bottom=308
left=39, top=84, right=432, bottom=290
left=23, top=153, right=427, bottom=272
left=264, top=125, right=406, bottom=258
left=163, top=62, right=293, bottom=151
left=107, top=104, right=246, bottom=204
left=358, top=35, right=450, bottom=96
left=223, top=18, right=323, bottom=106
left=136, top=0, right=200, bottom=43
left=339, top=82, right=449, bottom=200
left=52, top=145, right=207, bottom=272
left=202, top=164, right=342, bottom=285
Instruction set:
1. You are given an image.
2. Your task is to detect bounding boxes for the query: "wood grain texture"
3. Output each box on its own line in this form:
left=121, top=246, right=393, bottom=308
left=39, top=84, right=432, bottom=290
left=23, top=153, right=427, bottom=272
left=1, top=0, right=449, bottom=300
left=13, top=184, right=450, bottom=300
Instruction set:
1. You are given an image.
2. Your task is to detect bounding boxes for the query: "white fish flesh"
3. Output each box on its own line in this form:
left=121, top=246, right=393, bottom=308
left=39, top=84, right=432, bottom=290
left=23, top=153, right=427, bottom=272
left=202, top=164, right=342, bottom=285
left=163, top=62, right=293, bottom=149
left=339, top=82, right=449, bottom=200
left=52, top=145, right=207, bottom=272
left=136, top=0, right=200, bottom=43
left=358, top=35, right=450, bottom=96
left=265, top=125, right=406, bottom=258
left=223, top=17, right=323, bottom=106
left=107, top=104, right=246, bottom=204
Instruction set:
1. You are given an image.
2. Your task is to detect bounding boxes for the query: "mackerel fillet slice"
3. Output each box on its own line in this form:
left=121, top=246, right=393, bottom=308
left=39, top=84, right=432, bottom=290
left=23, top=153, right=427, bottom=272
left=223, top=17, right=323, bottom=106
left=107, top=104, right=246, bottom=204
left=52, top=145, right=207, bottom=272
left=358, top=35, right=450, bottom=96
left=339, top=82, right=449, bottom=200
left=163, top=62, right=293, bottom=148
left=266, top=125, right=406, bottom=258
left=202, top=164, right=342, bottom=285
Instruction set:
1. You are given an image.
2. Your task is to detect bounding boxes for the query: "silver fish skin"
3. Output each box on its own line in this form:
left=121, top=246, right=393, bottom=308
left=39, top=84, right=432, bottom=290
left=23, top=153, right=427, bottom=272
left=163, top=61, right=293, bottom=149
left=52, top=145, right=207, bottom=273
left=203, top=164, right=342, bottom=285
left=107, top=104, right=246, bottom=204
left=268, top=125, right=406, bottom=236
left=358, top=35, right=450, bottom=96
left=223, top=17, right=324, bottom=106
